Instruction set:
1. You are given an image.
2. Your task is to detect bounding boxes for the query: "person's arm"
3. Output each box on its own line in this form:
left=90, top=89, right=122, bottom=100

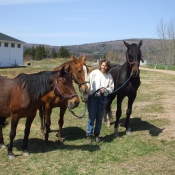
left=105, top=74, right=114, bottom=93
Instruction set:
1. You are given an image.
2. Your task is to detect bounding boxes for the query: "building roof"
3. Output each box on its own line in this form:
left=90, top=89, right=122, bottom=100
left=0, top=32, right=24, bottom=43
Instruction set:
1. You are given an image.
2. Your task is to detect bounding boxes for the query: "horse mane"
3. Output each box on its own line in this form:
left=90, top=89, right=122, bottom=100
left=15, top=71, right=59, bottom=101
left=54, top=60, right=73, bottom=71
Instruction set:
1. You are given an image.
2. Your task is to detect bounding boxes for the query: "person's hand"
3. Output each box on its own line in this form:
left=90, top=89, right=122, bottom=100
left=100, top=88, right=106, bottom=93
left=83, top=98, right=88, bottom=103
left=85, top=88, right=90, bottom=94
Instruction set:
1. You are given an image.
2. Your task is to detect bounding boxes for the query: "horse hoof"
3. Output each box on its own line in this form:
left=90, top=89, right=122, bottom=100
left=126, top=128, right=132, bottom=135
left=40, top=132, right=45, bottom=137
left=0, top=144, right=6, bottom=149
left=23, top=151, right=30, bottom=156
left=114, top=130, right=119, bottom=138
left=8, top=154, right=15, bottom=159
left=107, top=122, right=110, bottom=127
left=58, top=137, right=63, bottom=143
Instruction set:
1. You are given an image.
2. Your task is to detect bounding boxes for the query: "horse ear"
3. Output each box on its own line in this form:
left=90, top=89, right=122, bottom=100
left=123, top=40, right=130, bottom=48
left=59, top=65, right=65, bottom=75
left=64, top=64, right=70, bottom=72
left=81, top=55, right=86, bottom=64
left=138, top=40, right=142, bottom=48
left=72, top=55, right=78, bottom=63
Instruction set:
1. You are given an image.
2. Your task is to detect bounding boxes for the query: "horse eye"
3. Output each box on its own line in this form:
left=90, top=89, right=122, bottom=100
left=61, top=80, right=66, bottom=85
left=78, top=70, right=81, bottom=73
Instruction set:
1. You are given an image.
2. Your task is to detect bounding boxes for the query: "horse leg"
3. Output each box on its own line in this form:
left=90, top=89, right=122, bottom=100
left=114, top=95, right=124, bottom=137
left=7, top=116, right=19, bottom=159
left=45, top=107, right=52, bottom=142
left=0, top=118, right=6, bottom=149
left=125, top=94, right=136, bottom=135
left=57, top=106, right=67, bottom=143
left=39, top=104, right=45, bottom=137
left=22, top=116, right=35, bottom=156
left=104, top=94, right=116, bottom=127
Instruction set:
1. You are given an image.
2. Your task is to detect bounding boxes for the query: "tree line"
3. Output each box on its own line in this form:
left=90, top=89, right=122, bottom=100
left=24, top=45, right=70, bottom=60
left=153, top=18, right=175, bottom=65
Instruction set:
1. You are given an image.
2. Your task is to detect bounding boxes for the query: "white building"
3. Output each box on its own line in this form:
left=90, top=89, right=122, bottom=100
left=0, top=32, right=24, bottom=67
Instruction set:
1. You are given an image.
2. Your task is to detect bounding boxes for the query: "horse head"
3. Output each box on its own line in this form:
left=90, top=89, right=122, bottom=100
left=123, top=40, right=143, bottom=77
left=72, top=55, right=89, bottom=93
left=54, top=65, right=80, bottom=109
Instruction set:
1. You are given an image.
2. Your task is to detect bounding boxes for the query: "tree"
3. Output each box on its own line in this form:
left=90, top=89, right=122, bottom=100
left=34, top=45, right=42, bottom=60
left=45, top=47, right=50, bottom=58
left=50, top=48, right=57, bottom=59
left=31, top=46, right=35, bottom=59
left=57, top=46, right=70, bottom=58
left=167, top=18, right=175, bottom=64
left=106, top=50, right=119, bottom=63
left=156, top=18, right=167, bottom=64
left=41, top=45, right=46, bottom=59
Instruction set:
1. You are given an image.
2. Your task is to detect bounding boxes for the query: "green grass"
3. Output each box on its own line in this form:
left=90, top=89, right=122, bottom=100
left=146, top=64, right=175, bottom=71
left=0, top=59, right=175, bottom=175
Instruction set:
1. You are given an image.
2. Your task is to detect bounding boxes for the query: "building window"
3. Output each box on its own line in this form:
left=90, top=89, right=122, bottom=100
left=11, top=43, right=15, bottom=48
left=4, top=43, right=8, bottom=47
left=17, top=44, right=21, bottom=48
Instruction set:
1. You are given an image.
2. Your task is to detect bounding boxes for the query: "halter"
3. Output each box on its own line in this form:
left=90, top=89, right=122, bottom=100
left=72, top=72, right=89, bottom=87
left=73, top=62, right=89, bottom=87
left=54, top=82, right=78, bottom=100
left=126, top=53, right=140, bottom=67
left=126, top=52, right=144, bottom=66
left=72, top=63, right=89, bottom=103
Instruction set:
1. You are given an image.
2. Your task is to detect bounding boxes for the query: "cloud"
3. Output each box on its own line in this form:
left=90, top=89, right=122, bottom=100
left=0, top=0, right=79, bottom=5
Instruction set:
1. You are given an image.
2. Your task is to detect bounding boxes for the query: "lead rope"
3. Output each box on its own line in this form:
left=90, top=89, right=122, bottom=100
left=89, top=75, right=131, bottom=104
left=69, top=71, right=131, bottom=118
left=68, top=103, right=87, bottom=119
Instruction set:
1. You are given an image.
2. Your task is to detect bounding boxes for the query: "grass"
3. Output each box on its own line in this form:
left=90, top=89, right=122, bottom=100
left=0, top=59, right=175, bottom=175
left=146, top=64, right=175, bottom=71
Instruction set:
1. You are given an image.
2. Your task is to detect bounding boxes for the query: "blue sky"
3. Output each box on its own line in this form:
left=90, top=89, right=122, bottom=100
left=0, top=0, right=175, bottom=46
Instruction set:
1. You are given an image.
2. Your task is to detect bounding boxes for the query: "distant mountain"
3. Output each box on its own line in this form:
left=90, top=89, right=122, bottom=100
left=23, top=38, right=162, bottom=58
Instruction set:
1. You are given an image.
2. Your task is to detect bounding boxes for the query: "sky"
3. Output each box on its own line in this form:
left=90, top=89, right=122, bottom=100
left=0, top=0, right=175, bottom=46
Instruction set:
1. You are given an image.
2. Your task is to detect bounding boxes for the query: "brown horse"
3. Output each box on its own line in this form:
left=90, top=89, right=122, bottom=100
left=0, top=66, right=79, bottom=159
left=39, top=55, right=89, bottom=142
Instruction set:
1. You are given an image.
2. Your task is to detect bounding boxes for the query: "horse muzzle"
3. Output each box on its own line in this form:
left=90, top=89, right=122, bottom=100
left=131, top=69, right=140, bottom=77
left=68, top=100, right=79, bottom=109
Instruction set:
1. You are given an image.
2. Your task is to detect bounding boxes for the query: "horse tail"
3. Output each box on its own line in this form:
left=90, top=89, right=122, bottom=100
left=0, top=117, right=8, bottom=127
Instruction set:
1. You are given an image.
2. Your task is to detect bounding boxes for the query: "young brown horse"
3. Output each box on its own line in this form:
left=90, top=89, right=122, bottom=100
left=104, top=40, right=143, bottom=137
left=39, top=55, right=89, bottom=142
left=0, top=66, right=79, bottom=159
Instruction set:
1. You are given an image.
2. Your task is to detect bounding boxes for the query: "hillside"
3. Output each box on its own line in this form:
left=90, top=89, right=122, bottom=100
left=23, top=38, right=161, bottom=56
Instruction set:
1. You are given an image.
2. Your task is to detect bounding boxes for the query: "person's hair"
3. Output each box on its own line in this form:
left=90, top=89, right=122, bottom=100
left=99, top=59, right=111, bottom=73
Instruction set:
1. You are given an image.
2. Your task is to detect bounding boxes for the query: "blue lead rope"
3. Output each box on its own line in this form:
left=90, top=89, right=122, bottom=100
left=108, top=75, right=131, bottom=95
left=90, top=75, right=131, bottom=104
left=69, top=76, right=131, bottom=118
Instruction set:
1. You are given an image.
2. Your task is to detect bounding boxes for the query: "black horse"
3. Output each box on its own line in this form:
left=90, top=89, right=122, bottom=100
left=104, top=40, right=143, bottom=137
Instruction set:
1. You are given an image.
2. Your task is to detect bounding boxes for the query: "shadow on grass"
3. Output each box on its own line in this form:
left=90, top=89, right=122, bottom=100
left=11, top=126, right=100, bottom=156
left=110, top=117, right=164, bottom=137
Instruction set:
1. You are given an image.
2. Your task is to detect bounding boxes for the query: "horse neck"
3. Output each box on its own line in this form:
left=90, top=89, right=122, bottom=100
left=69, top=61, right=76, bottom=79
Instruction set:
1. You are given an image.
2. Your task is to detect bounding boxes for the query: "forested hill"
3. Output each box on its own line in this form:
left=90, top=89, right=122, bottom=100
left=23, top=38, right=161, bottom=56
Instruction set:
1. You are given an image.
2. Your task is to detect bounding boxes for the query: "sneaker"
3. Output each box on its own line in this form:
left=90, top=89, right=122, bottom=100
left=87, top=136, right=92, bottom=145
left=95, top=136, right=100, bottom=143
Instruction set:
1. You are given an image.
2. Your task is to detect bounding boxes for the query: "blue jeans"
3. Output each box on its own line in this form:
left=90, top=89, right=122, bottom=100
left=86, top=95, right=107, bottom=137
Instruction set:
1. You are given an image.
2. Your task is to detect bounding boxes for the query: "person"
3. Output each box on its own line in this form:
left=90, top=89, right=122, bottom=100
left=84, top=59, right=114, bottom=145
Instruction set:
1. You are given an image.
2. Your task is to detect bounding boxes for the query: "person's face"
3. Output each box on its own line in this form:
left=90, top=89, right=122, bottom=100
left=100, top=62, right=108, bottom=73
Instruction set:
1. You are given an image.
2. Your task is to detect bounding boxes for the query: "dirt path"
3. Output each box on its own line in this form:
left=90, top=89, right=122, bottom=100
left=140, top=66, right=175, bottom=76
left=140, top=66, right=175, bottom=141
